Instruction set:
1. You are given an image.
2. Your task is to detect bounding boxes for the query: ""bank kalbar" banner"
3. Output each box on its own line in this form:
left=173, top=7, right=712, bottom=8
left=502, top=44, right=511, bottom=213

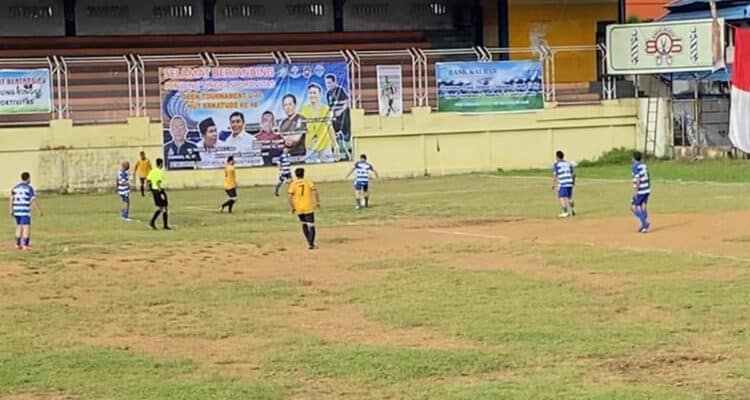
left=435, top=61, right=544, bottom=113
left=159, top=62, right=352, bottom=170
left=0, top=69, right=52, bottom=115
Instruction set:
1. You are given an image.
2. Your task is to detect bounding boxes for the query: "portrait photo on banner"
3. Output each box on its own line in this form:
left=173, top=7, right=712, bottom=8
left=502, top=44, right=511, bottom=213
left=158, top=62, right=352, bottom=170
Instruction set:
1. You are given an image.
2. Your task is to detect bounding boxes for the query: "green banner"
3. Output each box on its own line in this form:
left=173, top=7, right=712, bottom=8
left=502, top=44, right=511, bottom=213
left=606, top=18, right=724, bottom=75
left=436, top=61, right=544, bottom=113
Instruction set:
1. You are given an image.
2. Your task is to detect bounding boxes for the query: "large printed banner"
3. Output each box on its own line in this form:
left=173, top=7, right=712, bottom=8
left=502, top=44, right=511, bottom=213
left=606, top=18, right=725, bottom=75
left=159, top=62, right=352, bottom=170
left=435, top=61, right=544, bottom=113
left=0, top=69, right=52, bottom=115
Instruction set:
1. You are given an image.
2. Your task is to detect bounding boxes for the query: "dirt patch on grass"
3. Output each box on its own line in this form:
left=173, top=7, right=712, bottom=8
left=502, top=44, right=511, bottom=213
left=610, top=303, right=676, bottom=325
left=426, top=211, right=750, bottom=261
left=405, top=217, right=523, bottom=230
left=660, top=265, right=749, bottom=282
left=603, top=352, right=730, bottom=375
left=440, top=251, right=631, bottom=293
left=591, top=343, right=737, bottom=395
left=0, top=394, right=74, bottom=400
left=0, top=262, right=28, bottom=279
left=275, top=299, right=504, bottom=352
left=84, top=325, right=272, bottom=378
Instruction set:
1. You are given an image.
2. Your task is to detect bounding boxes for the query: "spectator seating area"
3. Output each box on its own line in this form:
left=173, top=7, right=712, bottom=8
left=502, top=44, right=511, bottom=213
left=0, top=30, right=602, bottom=125
left=0, top=31, right=430, bottom=124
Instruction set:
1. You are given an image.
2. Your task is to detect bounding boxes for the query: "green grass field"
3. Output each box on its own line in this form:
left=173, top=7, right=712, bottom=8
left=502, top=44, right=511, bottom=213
left=2, top=159, right=750, bottom=399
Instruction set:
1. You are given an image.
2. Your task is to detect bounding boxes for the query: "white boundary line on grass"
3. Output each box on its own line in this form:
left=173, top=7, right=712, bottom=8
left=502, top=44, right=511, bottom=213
left=183, top=206, right=221, bottom=212
left=430, top=228, right=750, bottom=263
left=480, top=174, right=750, bottom=187
left=427, top=229, right=509, bottom=240
left=326, top=188, right=499, bottom=201
left=615, top=244, right=750, bottom=263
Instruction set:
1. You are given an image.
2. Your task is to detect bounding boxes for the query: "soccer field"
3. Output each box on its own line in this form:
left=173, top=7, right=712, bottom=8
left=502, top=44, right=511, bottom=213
left=2, top=165, right=750, bottom=399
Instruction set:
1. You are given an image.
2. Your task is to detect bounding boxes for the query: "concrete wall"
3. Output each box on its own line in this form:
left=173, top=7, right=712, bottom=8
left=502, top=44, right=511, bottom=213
left=0, top=101, right=636, bottom=194
left=0, top=0, right=65, bottom=37
left=75, top=0, right=205, bottom=35
left=357, top=101, right=636, bottom=175
left=214, top=0, right=333, bottom=33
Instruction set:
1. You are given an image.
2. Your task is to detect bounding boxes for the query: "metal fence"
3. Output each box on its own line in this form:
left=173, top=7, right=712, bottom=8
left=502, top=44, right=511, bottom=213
left=0, top=44, right=620, bottom=126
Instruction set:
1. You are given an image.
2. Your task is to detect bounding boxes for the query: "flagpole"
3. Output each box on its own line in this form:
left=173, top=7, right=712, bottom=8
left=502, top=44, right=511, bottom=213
left=709, top=0, right=725, bottom=72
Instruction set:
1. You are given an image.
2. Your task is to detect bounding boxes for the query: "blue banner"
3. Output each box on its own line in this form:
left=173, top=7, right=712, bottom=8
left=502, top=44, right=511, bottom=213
left=159, top=62, right=352, bottom=170
left=0, top=69, right=52, bottom=115
left=435, top=61, right=544, bottom=113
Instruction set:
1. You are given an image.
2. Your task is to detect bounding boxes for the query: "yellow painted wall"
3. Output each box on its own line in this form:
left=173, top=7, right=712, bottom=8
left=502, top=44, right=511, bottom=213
left=0, top=101, right=636, bottom=194
left=355, top=101, right=636, bottom=177
left=508, top=4, right=617, bottom=82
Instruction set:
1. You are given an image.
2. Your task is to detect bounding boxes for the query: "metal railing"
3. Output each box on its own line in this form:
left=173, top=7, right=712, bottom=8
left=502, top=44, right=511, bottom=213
left=0, top=45, right=613, bottom=126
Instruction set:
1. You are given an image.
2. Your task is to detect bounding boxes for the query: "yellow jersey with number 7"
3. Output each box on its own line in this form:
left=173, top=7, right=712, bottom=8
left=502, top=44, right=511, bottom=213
left=224, top=164, right=236, bottom=189
left=288, top=178, right=315, bottom=215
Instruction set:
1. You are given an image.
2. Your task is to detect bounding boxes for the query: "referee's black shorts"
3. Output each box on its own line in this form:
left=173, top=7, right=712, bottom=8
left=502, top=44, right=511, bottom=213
left=225, top=188, right=237, bottom=198
left=151, top=189, right=168, bottom=208
left=297, top=213, right=315, bottom=224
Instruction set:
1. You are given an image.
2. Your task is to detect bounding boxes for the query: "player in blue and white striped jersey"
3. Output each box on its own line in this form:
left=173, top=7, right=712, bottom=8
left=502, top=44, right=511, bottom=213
left=552, top=150, right=576, bottom=218
left=9, top=172, right=42, bottom=251
left=275, top=146, right=293, bottom=197
left=345, top=154, right=379, bottom=210
left=631, top=151, right=651, bottom=233
left=117, top=161, right=132, bottom=221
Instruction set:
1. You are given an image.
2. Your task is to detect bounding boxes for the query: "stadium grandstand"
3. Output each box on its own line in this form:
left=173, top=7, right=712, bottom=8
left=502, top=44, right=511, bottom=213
left=0, top=0, right=628, bottom=126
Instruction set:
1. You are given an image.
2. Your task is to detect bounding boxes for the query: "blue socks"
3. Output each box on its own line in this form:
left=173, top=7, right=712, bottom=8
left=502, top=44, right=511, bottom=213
left=23, top=237, right=30, bottom=247
left=121, top=208, right=129, bottom=219
left=633, top=208, right=649, bottom=228
left=15, top=237, right=21, bottom=247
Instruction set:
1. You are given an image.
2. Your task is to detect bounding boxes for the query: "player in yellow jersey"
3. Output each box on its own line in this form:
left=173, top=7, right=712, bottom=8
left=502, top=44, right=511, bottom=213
left=288, top=167, right=320, bottom=250
left=300, top=83, right=338, bottom=163
left=134, top=151, right=152, bottom=196
left=220, top=156, right=238, bottom=213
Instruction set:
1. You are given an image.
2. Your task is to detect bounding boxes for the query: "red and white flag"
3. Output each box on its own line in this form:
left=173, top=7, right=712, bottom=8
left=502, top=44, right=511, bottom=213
left=730, top=28, right=750, bottom=153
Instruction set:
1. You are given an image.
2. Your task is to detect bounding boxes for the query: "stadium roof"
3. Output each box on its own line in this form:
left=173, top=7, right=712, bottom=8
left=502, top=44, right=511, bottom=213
left=661, top=3, right=750, bottom=20
left=663, top=64, right=732, bottom=82
left=665, top=0, right=737, bottom=9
